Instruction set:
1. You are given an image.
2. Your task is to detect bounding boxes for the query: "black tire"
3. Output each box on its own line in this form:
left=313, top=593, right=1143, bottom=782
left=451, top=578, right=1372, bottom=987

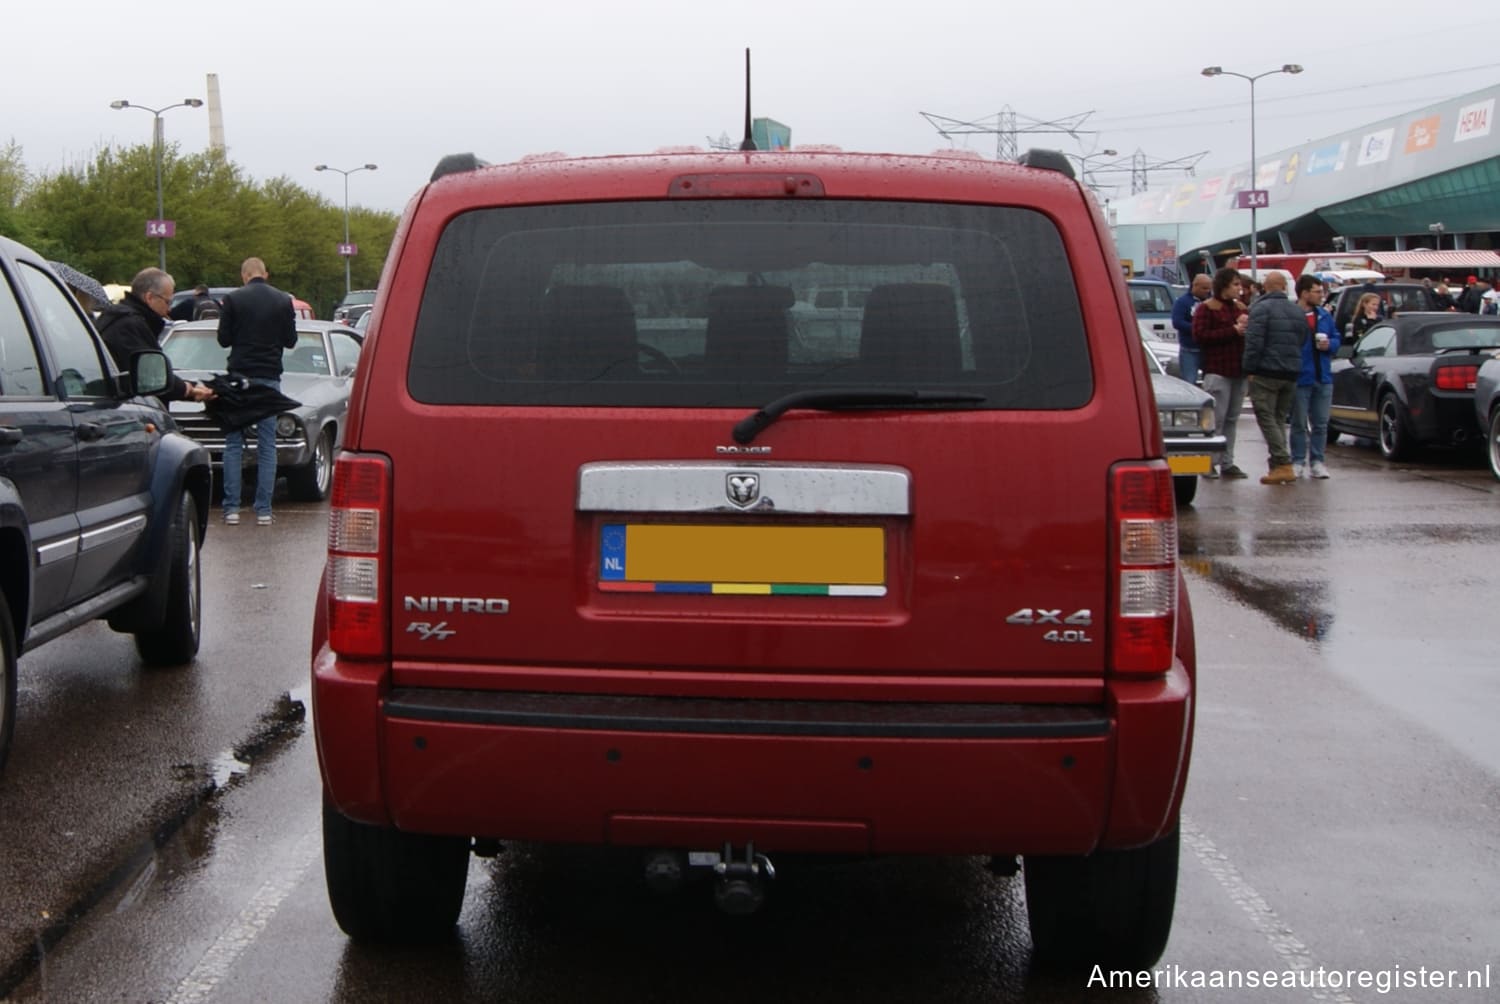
left=287, top=427, right=335, bottom=501
left=1172, top=475, right=1198, bottom=507
left=1377, top=393, right=1412, bottom=461
left=0, top=601, right=16, bottom=774
left=135, top=492, right=202, bottom=666
left=1488, top=406, right=1500, bottom=483
left=322, top=796, right=469, bottom=942
left=1024, top=824, right=1180, bottom=970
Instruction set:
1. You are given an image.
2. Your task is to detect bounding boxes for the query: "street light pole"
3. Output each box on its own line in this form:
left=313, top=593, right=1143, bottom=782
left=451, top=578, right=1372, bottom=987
left=314, top=163, right=378, bottom=296
left=109, top=98, right=203, bottom=272
left=1077, top=148, right=1118, bottom=196
left=1201, top=64, right=1303, bottom=282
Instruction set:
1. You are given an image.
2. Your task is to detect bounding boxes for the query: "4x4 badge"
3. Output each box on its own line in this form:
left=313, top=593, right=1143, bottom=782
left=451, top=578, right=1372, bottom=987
left=726, top=472, right=760, bottom=508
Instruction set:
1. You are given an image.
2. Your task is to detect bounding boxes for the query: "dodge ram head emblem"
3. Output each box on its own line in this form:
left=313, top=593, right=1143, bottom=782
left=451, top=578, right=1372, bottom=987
left=726, top=472, right=760, bottom=508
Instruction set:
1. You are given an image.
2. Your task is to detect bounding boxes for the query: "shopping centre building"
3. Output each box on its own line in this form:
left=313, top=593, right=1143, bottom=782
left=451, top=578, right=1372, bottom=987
left=1110, top=82, right=1500, bottom=280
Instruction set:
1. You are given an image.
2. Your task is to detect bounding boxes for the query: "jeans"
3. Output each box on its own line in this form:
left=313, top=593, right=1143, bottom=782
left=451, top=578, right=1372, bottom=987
left=1289, top=381, right=1333, bottom=465
left=222, top=377, right=281, bottom=517
left=1201, top=373, right=1247, bottom=468
left=1247, top=374, right=1297, bottom=469
left=1177, top=344, right=1201, bottom=386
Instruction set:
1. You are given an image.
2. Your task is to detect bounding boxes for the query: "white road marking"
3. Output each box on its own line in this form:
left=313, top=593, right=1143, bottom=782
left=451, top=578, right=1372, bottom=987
left=1181, top=814, right=1357, bottom=1004
left=164, top=827, right=321, bottom=1004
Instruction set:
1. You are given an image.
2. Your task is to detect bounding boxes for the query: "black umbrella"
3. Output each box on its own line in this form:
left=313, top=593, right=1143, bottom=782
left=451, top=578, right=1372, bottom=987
left=202, top=375, right=303, bottom=431
left=48, top=261, right=111, bottom=309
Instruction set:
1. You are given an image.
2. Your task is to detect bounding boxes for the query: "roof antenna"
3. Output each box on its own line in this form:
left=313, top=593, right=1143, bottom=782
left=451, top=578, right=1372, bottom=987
left=739, top=48, right=756, bottom=151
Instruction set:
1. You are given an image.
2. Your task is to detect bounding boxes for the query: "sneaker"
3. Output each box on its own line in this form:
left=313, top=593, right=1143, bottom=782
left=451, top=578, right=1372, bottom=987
left=1220, top=464, right=1249, bottom=479
left=223, top=511, right=240, bottom=526
left=256, top=513, right=273, bottom=526
left=1292, top=464, right=1306, bottom=480
left=1310, top=461, right=1330, bottom=479
left=1203, top=466, right=1220, bottom=480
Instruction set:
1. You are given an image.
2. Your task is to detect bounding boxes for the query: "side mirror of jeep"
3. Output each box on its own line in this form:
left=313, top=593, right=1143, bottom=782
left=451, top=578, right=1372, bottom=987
left=132, top=350, right=172, bottom=396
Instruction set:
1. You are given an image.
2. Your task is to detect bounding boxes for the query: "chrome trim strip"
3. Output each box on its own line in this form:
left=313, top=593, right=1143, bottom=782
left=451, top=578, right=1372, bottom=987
left=36, top=537, right=78, bottom=566
left=1329, top=405, right=1376, bottom=422
left=577, top=462, right=911, bottom=515
left=79, top=514, right=147, bottom=553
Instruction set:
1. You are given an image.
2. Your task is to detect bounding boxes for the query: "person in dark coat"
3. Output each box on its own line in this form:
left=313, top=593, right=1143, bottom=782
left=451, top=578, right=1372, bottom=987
left=169, top=283, right=213, bottom=322
left=96, top=268, right=213, bottom=402
left=1243, top=271, right=1308, bottom=485
left=1171, top=274, right=1212, bottom=385
left=217, top=257, right=298, bottom=526
left=1456, top=276, right=1488, bottom=313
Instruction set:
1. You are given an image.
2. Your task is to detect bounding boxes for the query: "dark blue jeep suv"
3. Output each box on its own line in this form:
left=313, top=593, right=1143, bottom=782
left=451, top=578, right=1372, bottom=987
left=0, top=237, right=212, bottom=772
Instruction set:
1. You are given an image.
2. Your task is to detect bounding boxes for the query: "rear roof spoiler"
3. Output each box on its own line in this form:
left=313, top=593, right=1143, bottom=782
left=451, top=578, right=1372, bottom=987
left=430, top=153, right=491, bottom=182
left=1017, top=149, right=1076, bottom=180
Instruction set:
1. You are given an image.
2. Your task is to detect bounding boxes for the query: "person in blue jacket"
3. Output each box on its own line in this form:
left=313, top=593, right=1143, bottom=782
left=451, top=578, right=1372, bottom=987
left=1288, top=279, right=1341, bottom=480
left=1172, top=273, right=1211, bottom=384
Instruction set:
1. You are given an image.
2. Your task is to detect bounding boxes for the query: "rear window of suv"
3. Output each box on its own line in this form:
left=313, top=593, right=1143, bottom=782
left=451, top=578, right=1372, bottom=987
left=408, top=199, right=1091, bottom=409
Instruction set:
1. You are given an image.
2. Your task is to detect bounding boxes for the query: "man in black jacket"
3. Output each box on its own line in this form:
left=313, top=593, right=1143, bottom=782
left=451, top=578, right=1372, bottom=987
left=217, top=257, right=297, bottom=526
left=168, top=283, right=216, bottom=322
left=97, top=268, right=213, bottom=402
left=1243, top=271, right=1310, bottom=485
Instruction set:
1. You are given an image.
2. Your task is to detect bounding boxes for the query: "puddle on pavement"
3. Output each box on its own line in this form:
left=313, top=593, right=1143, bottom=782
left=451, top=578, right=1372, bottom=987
left=1192, top=562, right=1333, bottom=641
left=1178, top=519, right=1334, bottom=642
left=1179, top=516, right=1331, bottom=559
left=1340, top=523, right=1494, bottom=545
left=0, top=691, right=308, bottom=998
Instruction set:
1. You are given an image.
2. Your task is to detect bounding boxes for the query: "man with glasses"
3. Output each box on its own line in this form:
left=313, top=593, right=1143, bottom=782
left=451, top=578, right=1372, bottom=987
left=96, top=267, right=214, bottom=402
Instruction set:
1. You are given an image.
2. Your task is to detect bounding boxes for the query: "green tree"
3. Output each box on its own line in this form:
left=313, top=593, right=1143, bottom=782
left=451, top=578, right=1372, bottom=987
left=0, top=140, right=33, bottom=242
left=17, top=143, right=399, bottom=306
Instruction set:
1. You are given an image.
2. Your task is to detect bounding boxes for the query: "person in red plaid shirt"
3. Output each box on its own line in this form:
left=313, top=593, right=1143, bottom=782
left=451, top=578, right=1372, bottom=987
left=1193, top=267, right=1250, bottom=478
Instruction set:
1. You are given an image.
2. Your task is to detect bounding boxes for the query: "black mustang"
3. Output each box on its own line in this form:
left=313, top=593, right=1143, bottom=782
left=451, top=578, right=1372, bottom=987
left=1329, top=312, right=1500, bottom=460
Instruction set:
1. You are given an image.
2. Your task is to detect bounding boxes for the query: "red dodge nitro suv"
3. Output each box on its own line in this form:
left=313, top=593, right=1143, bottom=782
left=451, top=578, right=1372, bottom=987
left=311, top=147, right=1196, bottom=968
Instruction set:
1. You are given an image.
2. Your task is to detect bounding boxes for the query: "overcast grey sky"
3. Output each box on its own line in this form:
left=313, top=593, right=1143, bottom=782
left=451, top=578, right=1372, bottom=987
left=6, top=0, right=1499, bottom=216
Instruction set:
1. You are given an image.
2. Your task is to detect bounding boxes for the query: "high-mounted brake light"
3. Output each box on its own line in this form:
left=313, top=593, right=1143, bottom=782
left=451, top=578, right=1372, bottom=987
left=668, top=173, right=825, bottom=198
left=1109, top=461, right=1177, bottom=674
left=326, top=453, right=391, bottom=658
left=1434, top=364, right=1479, bottom=391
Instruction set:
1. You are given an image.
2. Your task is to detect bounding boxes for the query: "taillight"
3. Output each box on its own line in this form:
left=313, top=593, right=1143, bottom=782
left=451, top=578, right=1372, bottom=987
left=1435, top=365, right=1479, bottom=391
left=1109, top=461, right=1177, bottom=674
left=327, top=453, right=391, bottom=658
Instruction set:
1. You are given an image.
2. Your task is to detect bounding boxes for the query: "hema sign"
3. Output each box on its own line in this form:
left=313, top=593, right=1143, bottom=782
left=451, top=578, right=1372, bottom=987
left=1455, top=99, right=1495, bottom=143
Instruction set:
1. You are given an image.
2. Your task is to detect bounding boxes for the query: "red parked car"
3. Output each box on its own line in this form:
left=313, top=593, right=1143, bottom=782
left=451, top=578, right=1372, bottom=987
left=311, top=147, right=1197, bottom=968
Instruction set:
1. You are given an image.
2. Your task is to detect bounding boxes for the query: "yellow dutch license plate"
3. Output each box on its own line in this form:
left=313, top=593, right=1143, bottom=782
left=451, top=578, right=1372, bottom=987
left=598, top=523, right=886, bottom=596
left=1168, top=455, right=1213, bottom=475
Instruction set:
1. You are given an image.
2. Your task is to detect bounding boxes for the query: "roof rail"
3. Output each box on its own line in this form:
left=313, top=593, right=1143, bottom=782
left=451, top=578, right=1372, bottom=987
left=1017, top=149, right=1076, bottom=180
left=430, top=153, right=491, bottom=182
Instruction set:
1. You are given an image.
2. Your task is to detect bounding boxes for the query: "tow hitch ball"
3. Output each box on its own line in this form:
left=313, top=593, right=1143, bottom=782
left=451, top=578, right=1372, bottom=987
left=712, top=841, right=775, bottom=916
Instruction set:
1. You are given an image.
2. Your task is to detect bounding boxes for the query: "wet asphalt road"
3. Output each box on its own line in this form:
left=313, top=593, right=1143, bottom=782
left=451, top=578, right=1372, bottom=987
left=2, top=419, right=1498, bottom=1003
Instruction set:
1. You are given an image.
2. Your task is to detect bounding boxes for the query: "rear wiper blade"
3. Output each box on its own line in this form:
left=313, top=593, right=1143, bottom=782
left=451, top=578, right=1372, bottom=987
left=732, top=389, right=987, bottom=444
